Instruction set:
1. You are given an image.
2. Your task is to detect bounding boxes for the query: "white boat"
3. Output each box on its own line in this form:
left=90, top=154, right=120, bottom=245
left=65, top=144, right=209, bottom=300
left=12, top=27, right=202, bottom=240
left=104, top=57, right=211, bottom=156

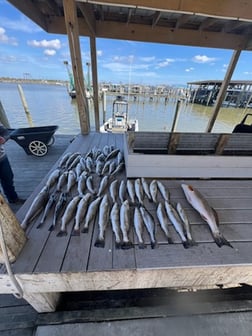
left=100, top=96, right=139, bottom=133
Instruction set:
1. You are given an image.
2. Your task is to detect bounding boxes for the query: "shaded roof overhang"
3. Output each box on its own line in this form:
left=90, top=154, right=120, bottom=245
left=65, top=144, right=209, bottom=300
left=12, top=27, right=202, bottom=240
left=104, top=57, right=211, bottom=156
left=7, top=0, right=252, bottom=50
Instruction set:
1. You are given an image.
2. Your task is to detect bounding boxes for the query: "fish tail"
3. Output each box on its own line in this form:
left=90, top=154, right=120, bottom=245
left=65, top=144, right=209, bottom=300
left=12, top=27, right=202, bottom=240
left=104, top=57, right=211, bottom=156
left=121, top=241, right=134, bottom=250
left=188, top=238, right=197, bottom=247
left=48, top=224, right=55, bottom=232
left=71, top=229, right=80, bottom=236
left=94, top=238, right=105, bottom=248
left=182, top=240, right=190, bottom=249
left=214, top=233, right=233, bottom=248
left=57, top=230, right=67, bottom=237
left=36, top=221, right=44, bottom=229
left=150, top=240, right=157, bottom=249
left=138, top=242, right=146, bottom=249
left=81, top=226, right=88, bottom=233
left=115, top=241, right=121, bottom=249
left=167, top=237, right=174, bottom=244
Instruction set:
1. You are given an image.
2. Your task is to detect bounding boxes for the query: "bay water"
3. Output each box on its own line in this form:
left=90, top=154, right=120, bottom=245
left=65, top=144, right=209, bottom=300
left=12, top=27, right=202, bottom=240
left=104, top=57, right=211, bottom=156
left=0, top=82, right=248, bottom=134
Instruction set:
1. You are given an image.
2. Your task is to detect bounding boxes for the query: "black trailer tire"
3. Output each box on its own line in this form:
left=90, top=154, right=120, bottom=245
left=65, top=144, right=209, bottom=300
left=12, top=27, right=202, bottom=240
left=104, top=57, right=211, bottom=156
left=28, top=140, right=48, bottom=156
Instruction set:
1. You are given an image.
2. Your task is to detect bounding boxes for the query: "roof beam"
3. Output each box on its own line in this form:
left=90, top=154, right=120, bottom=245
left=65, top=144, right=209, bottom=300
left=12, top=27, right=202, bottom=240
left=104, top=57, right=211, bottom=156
left=7, top=0, right=48, bottom=31
left=152, top=11, right=161, bottom=28
left=78, top=2, right=96, bottom=35
left=47, top=18, right=249, bottom=50
left=84, top=0, right=252, bottom=22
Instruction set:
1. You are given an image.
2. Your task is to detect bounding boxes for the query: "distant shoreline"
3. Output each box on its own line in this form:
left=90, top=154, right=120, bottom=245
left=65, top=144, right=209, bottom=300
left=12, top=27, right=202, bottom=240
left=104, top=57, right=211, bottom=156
left=0, top=78, right=68, bottom=86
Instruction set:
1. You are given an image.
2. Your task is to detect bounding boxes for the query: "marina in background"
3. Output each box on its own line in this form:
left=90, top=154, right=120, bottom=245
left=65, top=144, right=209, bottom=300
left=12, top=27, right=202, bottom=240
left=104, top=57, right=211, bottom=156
left=0, top=82, right=249, bottom=135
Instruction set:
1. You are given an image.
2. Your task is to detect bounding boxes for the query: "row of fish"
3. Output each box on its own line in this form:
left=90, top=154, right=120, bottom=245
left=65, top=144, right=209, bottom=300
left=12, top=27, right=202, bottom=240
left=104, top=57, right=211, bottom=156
left=20, top=143, right=232, bottom=249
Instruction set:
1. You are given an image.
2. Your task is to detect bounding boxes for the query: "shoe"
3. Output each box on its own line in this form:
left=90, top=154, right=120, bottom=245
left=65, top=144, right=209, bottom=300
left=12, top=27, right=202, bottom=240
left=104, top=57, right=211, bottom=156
left=9, top=198, right=26, bottom=205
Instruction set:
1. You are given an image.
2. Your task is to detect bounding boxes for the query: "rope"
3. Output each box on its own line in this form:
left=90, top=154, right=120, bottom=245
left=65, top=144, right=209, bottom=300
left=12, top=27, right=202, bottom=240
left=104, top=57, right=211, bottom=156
left=0, top=219, right=24, bottom=299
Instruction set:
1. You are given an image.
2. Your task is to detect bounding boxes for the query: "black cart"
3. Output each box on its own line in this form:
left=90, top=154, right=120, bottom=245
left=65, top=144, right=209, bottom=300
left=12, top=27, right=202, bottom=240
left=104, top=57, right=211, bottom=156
left=9, top=125, right=58, bottom=157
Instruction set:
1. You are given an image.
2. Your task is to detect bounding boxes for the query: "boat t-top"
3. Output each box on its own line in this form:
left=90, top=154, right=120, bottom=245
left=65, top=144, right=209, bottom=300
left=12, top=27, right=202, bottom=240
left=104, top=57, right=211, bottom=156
left=100, top=95, right=139, bottom=133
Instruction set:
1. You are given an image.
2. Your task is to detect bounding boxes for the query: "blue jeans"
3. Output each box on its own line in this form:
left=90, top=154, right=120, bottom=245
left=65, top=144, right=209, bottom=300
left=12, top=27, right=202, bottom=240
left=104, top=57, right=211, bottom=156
left=0, top=156, right=18, bottom=202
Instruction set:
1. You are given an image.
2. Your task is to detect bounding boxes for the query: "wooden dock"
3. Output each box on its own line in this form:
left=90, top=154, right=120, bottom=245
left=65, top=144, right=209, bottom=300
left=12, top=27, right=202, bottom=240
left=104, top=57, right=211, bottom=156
left=1, top=132, right=252, bottom=313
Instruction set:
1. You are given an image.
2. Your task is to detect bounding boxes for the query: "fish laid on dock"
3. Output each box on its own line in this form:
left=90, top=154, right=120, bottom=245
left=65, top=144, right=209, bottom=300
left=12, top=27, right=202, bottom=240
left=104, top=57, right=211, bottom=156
left=141, top=177, right=152, bottom=202
left=21, top=186, right=49, bottom=230
left=139, top=206, right=157, bottom=249
left=176, top=202, right=196, bottom=247
left=165, top=201, right=189, bottom=248
left=127, top=179, right=136, bottom=204
left=133, top=206, right=146, bottom=249
left=120, top=200, right=133, bottom=249
left=82, top=196, right=101, bottom=233
left=109, top=179, right=118, bottom=203
left=134, top=178, right=144, bottom=205
left=110, top=202, right=122, bottom=248
left=119, top=180, right=126, bottom=203
left=157, top=180, right=170, bottom=202
left=49, top=191, right=68, bottom=231
left=45, top=168, right=61, bottom=190
left=72, top=193, right=92, bottom=235
left=37, top=192, right=57, bottom=229
left=149, top=179, right=158, bottom=203
left=57, top=195, right=81, bottom=236
left=181, top=184, right=233, bottom=248
left=156, top=202, right=173, bottom=244
left=95, top=194, right=110, bottom=248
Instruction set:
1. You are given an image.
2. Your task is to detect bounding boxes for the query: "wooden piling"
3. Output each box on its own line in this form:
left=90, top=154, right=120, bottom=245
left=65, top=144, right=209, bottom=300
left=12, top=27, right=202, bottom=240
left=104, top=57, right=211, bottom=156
left=17, top=84, right=34, bottom=127
left=0, top=101, right=10, bottom=128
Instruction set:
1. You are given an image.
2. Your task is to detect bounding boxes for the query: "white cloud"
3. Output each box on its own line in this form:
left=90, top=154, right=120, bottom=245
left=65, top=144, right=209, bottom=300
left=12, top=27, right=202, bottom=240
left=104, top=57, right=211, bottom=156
left=27, top=39, right=61, bottom=49
left=156, top=58, right=175, bottom=68
left=0, top=27, right=18, bottom=45
left=44, top=49, right=56, bottom=56
left=139, top=56, right=155, bottom=62
left=102, top=62, right=149, bottom=72
left=193, top=55, right=216, bottom=63
left=97, top=50, right=103, bottom=57
left=185, top=67, right=194, bottom=72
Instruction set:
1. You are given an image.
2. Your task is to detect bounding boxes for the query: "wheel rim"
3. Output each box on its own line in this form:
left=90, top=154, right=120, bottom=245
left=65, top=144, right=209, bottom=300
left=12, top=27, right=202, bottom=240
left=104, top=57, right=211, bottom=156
left=28, top=141, right=48, bottom=156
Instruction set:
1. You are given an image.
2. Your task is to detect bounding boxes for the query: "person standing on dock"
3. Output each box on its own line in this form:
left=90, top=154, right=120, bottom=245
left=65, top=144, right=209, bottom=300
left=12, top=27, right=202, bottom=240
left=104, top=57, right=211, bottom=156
left=0, top=124, right=25, bottom=205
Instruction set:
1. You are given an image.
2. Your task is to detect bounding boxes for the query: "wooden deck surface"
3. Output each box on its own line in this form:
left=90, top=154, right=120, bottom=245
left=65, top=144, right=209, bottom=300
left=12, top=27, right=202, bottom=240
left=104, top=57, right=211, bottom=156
left=1, top=132, right=252, bottom=312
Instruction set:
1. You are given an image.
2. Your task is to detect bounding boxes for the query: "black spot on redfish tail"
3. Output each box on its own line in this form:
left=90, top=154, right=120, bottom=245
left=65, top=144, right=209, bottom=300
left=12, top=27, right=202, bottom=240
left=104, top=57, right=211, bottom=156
left=214, top=233, right=233, bottom=248
left=94, top=238, right=105, bottom=248
left=57, top=230, right=67, bottom=237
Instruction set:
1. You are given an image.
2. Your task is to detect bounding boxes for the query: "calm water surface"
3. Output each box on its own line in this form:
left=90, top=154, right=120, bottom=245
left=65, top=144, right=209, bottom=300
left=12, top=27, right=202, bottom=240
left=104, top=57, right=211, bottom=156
left=0, top=83, right=248, bottom=134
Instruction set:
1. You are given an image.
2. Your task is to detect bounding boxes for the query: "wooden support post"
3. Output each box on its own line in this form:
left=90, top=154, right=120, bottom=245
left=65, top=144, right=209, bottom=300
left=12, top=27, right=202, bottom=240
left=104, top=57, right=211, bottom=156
left=23, top=292, right=60, bottom=313
left=0, top=195, right=27, bottom=263
left=63, top=0, right=90, bottom=134
left=90, top=36, right=100, bottom=131
left=206, top=49, right=241, bottom=133
left=17, top=84, right=34, bottom=127
left=170, top=99, right=181, bottom=132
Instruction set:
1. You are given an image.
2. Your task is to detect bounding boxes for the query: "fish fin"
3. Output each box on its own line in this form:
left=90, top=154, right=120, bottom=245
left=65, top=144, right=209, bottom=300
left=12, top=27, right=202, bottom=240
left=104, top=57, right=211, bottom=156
left=150, top=241, right=157, bottom=249
left=138, top=242, right=146, bottom=249
left=81, top=227, right=89, bottom=233
left=213, top=233, right=233, bottom=248
left=71, top=229, right=80, bottom=236
left=57, top=230, right=67, bottom=237
left=94, top=238, right=105, bottom=248
left=121, top=241, right=134, bottom=250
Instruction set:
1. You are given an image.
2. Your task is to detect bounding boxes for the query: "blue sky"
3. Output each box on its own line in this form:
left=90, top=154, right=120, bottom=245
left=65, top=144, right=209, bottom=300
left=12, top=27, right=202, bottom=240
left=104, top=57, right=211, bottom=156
left=1, top=0, right=252, bottom=87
